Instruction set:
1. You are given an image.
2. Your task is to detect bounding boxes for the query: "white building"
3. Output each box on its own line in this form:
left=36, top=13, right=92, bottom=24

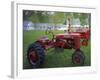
left=23, top=19, right=89, bottom=31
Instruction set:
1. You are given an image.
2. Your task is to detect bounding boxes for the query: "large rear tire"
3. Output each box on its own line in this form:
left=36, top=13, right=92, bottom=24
left=27, top=42, right=45, bottom=68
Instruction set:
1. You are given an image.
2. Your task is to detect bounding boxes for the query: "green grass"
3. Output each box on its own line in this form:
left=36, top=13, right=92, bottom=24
left=23, top=30, right=91, bottom=69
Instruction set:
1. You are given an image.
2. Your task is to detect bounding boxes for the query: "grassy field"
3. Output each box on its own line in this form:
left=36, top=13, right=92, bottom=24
left=23, top=30, right=91, bottom=69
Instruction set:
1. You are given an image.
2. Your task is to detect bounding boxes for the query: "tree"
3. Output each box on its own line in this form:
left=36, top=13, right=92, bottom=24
left=23, top=10, right=91, bottom=29
left=74, top=13, right=91, bottom=27
left=23, top=10, right=33, bottom=20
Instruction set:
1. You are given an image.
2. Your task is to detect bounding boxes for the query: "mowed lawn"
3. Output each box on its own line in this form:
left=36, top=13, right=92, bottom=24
left=23, top=30, right=91, bottom=69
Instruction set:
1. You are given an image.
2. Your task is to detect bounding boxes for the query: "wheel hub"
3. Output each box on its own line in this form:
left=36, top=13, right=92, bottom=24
left=74, top=56, right=80, bottom=63
left=29, top=51, right=39, bottom=63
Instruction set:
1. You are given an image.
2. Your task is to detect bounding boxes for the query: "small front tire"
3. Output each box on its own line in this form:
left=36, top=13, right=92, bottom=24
left=72, top=49, right=85, bottom=66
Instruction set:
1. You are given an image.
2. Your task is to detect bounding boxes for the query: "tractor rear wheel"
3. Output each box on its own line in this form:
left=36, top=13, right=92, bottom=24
left=27, top=42, right=45, bottom=68
left=72, top=49, right=85, bottom=65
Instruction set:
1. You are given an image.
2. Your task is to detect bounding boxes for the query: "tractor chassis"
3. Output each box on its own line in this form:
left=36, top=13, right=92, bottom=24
left=27, top=30, right=89, bottom=68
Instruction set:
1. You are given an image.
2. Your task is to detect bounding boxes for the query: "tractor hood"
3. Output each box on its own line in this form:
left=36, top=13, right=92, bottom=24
left=55, top=33, right=80, bottom=39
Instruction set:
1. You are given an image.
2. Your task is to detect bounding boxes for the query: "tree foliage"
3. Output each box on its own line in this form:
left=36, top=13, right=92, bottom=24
left=23, top=10, right=91, bottom=26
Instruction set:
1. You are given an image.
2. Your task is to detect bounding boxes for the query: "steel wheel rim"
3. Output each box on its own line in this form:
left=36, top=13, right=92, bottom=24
left=29, top=50, right=39, bottom=63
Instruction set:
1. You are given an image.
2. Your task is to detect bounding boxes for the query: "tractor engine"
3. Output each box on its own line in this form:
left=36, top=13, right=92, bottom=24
left=55, top=33, right=80, bottom=49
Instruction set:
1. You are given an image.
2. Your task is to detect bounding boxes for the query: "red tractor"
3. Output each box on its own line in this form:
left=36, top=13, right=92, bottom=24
left=27, top=19, right=90, bottom=68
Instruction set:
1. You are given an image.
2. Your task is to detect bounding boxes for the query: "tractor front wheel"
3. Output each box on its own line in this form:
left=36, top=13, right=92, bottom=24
left=72, top=49, right=85, bottom=66
left=27, top=42, right=45, bottom=68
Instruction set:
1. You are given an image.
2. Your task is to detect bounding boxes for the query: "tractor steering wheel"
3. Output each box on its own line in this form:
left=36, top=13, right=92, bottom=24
left=45, top=27, right=55, bottom=41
